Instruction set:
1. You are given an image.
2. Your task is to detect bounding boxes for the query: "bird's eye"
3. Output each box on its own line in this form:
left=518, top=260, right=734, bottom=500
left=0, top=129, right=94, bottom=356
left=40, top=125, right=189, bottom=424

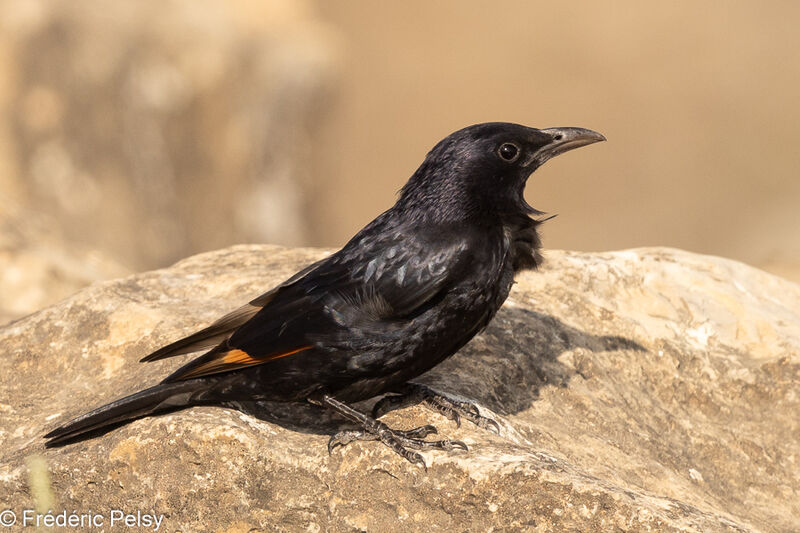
left=497, top=143, right=520, bottom=162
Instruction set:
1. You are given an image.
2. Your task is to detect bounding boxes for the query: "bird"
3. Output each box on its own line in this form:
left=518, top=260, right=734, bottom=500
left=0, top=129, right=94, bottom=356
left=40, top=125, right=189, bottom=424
left=44, top=122, right=605, bottom=467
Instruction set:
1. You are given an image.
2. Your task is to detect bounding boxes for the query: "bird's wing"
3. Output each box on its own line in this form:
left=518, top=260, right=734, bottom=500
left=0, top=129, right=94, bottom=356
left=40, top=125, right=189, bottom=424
left=140, top=259, right=326, bottom=362
left=327, top=233, right=472, bottom=323
left=161, top=230, right=473, bottom=382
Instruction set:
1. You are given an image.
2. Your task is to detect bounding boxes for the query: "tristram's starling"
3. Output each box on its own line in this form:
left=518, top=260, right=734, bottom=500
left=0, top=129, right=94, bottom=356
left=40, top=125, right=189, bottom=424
left=45, top=122, right=605, bottom=467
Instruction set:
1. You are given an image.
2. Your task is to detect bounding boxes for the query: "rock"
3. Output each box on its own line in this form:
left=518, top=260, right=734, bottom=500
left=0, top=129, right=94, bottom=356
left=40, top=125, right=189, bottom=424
left=0, top=206, right=129, bottom=324
left=0, top=1, right=338, bottom=269
left=758, top=260, right=800, bottom=285
left=1, top=245, right=798, bottom=532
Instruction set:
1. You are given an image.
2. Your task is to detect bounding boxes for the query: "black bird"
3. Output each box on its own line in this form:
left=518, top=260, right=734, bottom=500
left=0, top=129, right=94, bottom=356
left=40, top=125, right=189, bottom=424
left=44, top=122, right=605, bottom=467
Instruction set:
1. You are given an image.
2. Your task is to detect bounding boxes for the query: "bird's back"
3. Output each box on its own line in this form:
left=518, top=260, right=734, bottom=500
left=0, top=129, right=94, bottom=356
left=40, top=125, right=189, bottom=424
left=217, top=211, right=514, bottom=402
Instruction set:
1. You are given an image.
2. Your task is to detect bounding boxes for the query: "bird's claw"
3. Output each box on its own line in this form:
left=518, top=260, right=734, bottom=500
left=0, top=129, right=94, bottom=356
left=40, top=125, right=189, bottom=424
left=328, top=421, right=465, bottom=468
left=376, top=383, right=501, bottom=434
left=483, top=417, right=502, bottom=434
left=422, top=393, right=496, bottom=432
left=323, top=394, right=471, bottom=469
left=328, top=429, right=372, bottom=454
left=371, top=394, right=412, bottom=419
left=395, top=424, right=438, bottom=439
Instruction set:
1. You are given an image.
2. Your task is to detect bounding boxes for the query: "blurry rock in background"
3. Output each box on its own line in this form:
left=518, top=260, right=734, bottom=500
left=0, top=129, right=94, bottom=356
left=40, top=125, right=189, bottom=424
left=2, top=1, right=799, bottom=324
left=0, top=205, right=128, bottom=323
left=0, top=0, right=338, bottom=277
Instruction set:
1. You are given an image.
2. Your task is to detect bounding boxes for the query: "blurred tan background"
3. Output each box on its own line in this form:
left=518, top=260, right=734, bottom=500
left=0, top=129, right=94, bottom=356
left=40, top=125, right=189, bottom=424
left=1, top=0, right=799, bottom=322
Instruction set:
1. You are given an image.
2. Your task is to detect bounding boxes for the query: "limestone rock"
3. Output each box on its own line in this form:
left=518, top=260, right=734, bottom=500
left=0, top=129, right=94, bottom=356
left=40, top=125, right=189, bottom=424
left=1, top=245, right=798, bottom=532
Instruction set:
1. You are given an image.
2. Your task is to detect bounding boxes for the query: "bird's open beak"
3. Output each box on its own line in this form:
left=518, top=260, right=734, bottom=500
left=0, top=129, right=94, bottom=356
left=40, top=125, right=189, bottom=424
left=531, top=127, right=606, bottom=166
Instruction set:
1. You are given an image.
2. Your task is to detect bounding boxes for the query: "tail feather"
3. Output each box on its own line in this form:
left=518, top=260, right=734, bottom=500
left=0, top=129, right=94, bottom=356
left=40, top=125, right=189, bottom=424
left=140, top=303, right=261, bottom=362
left=140, top=257, right=325, bottom=363
left=44, top=380, right=204, bottom=447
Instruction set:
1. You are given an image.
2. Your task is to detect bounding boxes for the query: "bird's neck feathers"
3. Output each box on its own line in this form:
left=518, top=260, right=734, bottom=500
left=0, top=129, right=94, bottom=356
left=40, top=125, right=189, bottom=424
left=392, top=146, right=549, bottom=273
left=396, top=161, right=539, bottom=226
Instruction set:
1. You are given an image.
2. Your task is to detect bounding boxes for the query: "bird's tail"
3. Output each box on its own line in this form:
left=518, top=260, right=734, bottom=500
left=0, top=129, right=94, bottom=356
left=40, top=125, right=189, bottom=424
left=43, top=380, right=206, bottom=447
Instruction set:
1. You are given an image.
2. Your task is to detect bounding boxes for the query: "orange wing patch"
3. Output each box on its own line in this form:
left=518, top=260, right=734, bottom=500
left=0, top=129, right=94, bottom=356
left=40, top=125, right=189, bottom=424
left=175, top=345, right=313, bottom=381
left=221, top=349, right=261, bottom=365
left=222, top=346, right=311, bottom=364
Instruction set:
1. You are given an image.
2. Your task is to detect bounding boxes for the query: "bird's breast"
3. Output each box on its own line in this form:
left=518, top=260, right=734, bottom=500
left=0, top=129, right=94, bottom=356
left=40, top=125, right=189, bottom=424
left=503, top=218, right=543, bottom=272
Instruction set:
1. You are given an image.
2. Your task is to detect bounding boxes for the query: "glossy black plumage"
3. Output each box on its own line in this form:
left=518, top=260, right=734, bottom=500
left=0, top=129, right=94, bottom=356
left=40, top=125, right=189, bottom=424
left=44, top=122, right=605, bottom=466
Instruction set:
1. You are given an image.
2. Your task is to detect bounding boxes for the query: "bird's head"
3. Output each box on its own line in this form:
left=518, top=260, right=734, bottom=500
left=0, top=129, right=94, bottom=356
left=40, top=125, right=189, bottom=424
left=397, top=122, right=605, bottom=221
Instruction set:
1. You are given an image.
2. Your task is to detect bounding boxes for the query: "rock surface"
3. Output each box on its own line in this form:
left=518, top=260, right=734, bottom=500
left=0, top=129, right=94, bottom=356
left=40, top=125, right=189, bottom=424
left=1, top=245, right=798, bottom=532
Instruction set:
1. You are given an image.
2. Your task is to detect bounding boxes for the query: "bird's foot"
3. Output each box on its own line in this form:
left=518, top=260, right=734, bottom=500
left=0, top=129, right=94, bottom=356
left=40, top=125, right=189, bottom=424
left=322, top=395, right=467, bottom=469
left=372, top=382, right=500, bottom=433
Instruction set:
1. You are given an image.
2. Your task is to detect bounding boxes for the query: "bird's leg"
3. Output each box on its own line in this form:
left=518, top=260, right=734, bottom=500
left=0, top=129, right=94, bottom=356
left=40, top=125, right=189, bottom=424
left=321, top=395, right=467, bottom=469
left=372, top=382, right=500, bottom=433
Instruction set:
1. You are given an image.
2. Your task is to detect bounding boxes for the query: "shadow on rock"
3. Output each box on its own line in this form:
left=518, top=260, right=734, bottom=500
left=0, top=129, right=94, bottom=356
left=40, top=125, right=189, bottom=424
left=418, top=307, right=646, bottom=416
left=233, top=308, right=645, bottom=434
left=233, top=400, right=347, bottom=435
